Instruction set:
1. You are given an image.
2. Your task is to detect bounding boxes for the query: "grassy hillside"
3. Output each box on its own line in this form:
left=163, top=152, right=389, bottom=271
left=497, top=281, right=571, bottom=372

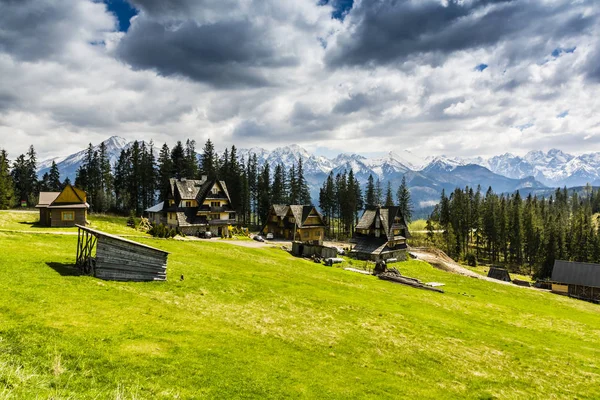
left=0, top=212, right=599, bottom=398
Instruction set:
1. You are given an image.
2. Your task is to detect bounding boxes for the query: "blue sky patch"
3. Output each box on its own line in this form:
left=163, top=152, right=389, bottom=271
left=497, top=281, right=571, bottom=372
left=557, top=110, right=569, bottom=118
left=475, top=64, right=488, bottom=72
left=552, top=46, right=576, bottom=58
left=104, top=0, right=137, bottom=32
left=320, top=0, right=354, bottom=20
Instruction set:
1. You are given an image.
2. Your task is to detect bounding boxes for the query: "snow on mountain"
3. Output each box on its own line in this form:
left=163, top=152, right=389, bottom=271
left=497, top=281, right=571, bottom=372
left=38, top=136, right=130, bottom=181
left=421, top=156, right=464, bottom=174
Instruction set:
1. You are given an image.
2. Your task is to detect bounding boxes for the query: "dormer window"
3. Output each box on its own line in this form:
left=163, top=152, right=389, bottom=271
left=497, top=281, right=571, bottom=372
left=212, top=186, right=219, bottom=195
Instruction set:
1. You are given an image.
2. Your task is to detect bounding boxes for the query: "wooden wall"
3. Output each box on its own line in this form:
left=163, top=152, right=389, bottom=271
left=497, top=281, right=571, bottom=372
left=50, top=209, right=86, bottom=227
left=94, top=235, right=167, bottom=281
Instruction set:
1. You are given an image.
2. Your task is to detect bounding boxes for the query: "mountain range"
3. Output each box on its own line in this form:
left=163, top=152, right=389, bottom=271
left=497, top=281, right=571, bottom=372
left=38, top=136, right=600, bottom=212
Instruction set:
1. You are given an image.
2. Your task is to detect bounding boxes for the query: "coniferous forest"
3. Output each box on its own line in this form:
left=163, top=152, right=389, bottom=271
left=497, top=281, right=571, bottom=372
left=426, top=185, right=600, bottom=278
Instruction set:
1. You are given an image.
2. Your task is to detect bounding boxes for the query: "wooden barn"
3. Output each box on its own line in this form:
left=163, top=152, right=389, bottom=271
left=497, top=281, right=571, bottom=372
left=76, top=225, right=169, bottom=282
left=36, top=184, right=89, bottom=227
left=551, top=260, right=600, bottom=303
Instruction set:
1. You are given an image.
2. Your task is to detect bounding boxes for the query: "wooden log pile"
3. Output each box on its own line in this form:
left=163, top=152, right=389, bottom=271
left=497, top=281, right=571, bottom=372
left=374, top=262, right=444, bottom=293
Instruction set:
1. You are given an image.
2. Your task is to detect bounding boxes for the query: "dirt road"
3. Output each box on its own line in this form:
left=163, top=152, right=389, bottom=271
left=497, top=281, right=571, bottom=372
left=409, top=247, right=514, bottom=285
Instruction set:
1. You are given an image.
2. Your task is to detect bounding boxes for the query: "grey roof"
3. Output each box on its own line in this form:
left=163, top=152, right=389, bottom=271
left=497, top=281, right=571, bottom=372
left=145, top=202, right=164, bottom=213
left=174, top=179, right=203, bottom=200
left=552, top=260, right=600, bottom=288
left=36, top=192, right=61, bottom=207
left=356, top=210, right=376, bottom=230
left=272, top=205, right=289, bottom=218
left=351, top=237, right=406, bottom=255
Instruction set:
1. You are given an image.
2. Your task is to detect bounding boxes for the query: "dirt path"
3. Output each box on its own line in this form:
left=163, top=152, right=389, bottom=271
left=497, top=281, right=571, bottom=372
left=409, top=247, right=514, bottom=285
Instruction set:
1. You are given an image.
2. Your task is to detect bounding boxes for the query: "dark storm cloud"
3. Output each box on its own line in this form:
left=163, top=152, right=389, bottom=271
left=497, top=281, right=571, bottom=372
left=0, top=0, right=112, bottom=61
left=585, top=44, right=600, bottom=83
left=0, top=0, right=73, bottom=60
left=326, top=0, right=595, bottom=67
left=114, top=1, right=304, bottom=88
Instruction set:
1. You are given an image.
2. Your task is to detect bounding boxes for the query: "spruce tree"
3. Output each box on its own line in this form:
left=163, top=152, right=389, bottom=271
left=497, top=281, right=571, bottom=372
left=384, top=181, right=394, bottom=207
left=365, top=174, right=375, bottom=208
left=0, top=150, right=15, bottom=209
left=397, top=175, right=412, bottom=223
left=297, top=158, right=312, bottom=205
left=200, top=139, right=217, bottom=179
left=157, top=143, right=173, bottom=201
left=48, top=161, right=61, bottom=192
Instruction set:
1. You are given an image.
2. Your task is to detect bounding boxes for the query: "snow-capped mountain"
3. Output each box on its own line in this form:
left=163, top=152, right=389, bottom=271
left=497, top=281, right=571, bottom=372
left=49, top=137, right=600, bottom=212
left=462, top=149, right=600, bottom=187
left=38, top=136, right=130, bottom=181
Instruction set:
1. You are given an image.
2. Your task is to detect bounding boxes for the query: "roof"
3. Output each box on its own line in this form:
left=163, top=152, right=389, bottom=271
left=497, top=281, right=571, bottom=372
left=351, top=237, right=407, bottom=255
left=552, top=260, right=600, bottom=288
left=146, top=202, right=165, bottom=213
left=272, top=205, right=289, bottom=218
left=488, top=267, right=511, bottom=282
left=76, top=225, right=169, bottom=254
left=355, top=206, right=410, bottom=239
left=356, top=210, right=376, bottom=230
left=174, top=179, right=203, bottom=200
left=36, top=192, right=61, bottom=207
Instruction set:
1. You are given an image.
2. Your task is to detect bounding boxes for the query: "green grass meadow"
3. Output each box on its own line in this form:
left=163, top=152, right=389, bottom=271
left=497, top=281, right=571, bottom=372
left=0, top=212, right=599, bottom=398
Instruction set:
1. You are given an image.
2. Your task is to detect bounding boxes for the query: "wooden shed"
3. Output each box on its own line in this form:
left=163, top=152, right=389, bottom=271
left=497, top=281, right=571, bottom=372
left=76, top=225, right=169, bottom=282
left=487, top=267, right=511, bottom=282
left=551, top=260, right=600, bottom=303
left=36, top=184, right=89, bottom=227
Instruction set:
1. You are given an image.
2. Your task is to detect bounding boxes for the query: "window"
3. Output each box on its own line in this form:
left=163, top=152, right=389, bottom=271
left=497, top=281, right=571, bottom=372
left=289, top=217, right=295, bottom=224
left=212, top=186, right=219, bottom=194
left=303, top=231, right=309, bottom=238
left=209, top=214, right=219, bottom=220
left=211, top=201, right=220, bottom=207
left=186, top=201, right=192, bottom=207
left=61, top=211, right=74, bottom=221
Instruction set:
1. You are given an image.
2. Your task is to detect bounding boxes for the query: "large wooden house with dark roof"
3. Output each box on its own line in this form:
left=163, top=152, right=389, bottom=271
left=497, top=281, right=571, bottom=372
left=350, top=206, right=410, bottom=261
left=145, top=176, right=237, bottom=237
left=262, top=205, right=326, bottom=245
left=551, top=260, right=600, bottom=303
left=36, top=184, right=89, bottom=227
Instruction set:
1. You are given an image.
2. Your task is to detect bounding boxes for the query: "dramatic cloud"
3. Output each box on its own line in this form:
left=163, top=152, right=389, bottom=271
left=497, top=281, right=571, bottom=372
left=0, top=0, right=599, bottom=162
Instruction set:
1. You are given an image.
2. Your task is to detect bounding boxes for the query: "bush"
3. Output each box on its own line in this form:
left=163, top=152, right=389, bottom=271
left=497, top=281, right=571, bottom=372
left=126, top=211, right=137, bottom=229
left=465, top=252, right=477, bottom=267
left=149, top=223, right=172, bottom=238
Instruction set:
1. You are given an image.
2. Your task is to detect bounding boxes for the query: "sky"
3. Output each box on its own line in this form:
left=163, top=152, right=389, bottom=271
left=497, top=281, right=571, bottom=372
left=0, top=0, right=600, bottom=161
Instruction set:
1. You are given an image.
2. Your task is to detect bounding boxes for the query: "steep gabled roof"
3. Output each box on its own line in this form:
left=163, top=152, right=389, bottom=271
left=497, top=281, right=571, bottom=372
left=174, top=179, right=202, bottom=200
left=272, top=205, right=289, bottom=218
left=356, top=209, right=376, bottom=230
left=552, top=260, right=600, bottom=288
left=36, top=192, right=61, bottom=208
left=145, top=202, right=164, bottom=213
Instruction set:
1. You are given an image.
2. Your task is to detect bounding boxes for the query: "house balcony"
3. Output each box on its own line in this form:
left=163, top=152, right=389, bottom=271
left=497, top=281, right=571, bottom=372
left=210, top=206, right=226, bottom=213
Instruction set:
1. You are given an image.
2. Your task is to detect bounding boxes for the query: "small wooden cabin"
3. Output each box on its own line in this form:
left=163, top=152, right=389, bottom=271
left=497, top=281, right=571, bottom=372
left=551, top=260, right=600, bottom=303
left=36, top=184, right=89, bottom=227
left=76, top=225, right=169, bottom=282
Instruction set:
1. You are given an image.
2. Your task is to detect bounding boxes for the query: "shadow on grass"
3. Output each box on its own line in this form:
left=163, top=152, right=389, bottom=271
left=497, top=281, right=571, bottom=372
left=19, top=221, right=41, bottom=227
left=46, top=262, right=80, bottom=276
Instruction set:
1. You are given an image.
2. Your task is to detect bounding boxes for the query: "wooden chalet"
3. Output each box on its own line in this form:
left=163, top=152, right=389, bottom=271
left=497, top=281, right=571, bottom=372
left=145, top=177, right=236, bottom=237
left=36, top=184, right=89, bottom=227
left=551, top=260, right=600, bottom=303
left=262, top=205, right=326, bottom=245
left=350, top=206, right=410, bottom=261
left=76, top=225, right=168, bottom=281
left=487, top=267, right=511, bottom=282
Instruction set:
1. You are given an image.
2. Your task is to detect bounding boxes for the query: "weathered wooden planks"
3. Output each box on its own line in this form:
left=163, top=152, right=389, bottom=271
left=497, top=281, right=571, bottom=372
left=76, top=225, right=169, bottom=282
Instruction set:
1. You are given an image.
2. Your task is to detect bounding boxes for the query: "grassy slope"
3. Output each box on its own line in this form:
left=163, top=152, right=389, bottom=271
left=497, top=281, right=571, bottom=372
left=0, top=214, right=599, bottom=398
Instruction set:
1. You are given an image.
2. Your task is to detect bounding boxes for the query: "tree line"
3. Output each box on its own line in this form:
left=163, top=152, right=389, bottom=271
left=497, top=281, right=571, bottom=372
left=427, top=185, right=600, bottom=278
left=0, top=141, right=413, bottom=237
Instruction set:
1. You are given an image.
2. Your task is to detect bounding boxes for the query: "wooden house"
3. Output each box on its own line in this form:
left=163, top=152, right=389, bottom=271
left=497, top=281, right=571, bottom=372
left=76, top=225, right=168, bottom=281
left=36, top=184, right=89, bottom=227
left=350, top=206, right=410, bottom=261
left=145, top=177, right=236, bottom=237
left=261, top=205, right=326, bottom=245
left=551, top=260, right=600, bottom=303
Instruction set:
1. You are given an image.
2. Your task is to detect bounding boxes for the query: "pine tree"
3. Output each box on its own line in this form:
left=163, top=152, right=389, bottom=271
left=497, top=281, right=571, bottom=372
left=397, top=175, right=412, bottom=223
left=297, top=158, right=311, bottom=205
left=0, top=149, right=15, bottom=209
left=375, top=179, right=382, bottom=206
left=171, top=141, right=186, bottom=179
left=184, top=139, right=199, bottom=179
left=257, top=163, right=271, bottom=225
left=157, top=143, right=173, bottom=201
left=365, top=174, right=375, bottom=208
left=200, top=139, right=217, bottom=179
left=271, top=163, right=287, bottom=205
left=385, top=181, right=394, bottom=207
left=48, top=161, right=61, bottom=192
